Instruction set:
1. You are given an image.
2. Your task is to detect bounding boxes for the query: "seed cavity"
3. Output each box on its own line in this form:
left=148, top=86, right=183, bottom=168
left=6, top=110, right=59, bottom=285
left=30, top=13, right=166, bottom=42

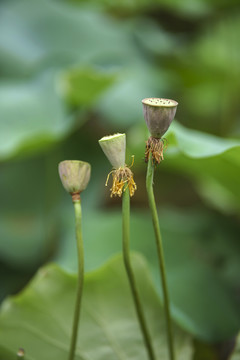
left=142, top=98, right=177, bottom=107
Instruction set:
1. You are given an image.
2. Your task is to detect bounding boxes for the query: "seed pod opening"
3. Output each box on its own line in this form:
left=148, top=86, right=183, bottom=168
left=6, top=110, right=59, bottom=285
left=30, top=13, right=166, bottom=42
left=142, top=98, right=178, bottom=138
left=58, top=160, right=91, bottom=195
left=99, top=133, right=126, bottom=168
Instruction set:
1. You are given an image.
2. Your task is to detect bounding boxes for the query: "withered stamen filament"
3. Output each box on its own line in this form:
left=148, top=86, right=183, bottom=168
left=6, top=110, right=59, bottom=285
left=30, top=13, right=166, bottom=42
left=145, top=137, right=168, bottom=165
left=105, top=166, right=137, bottom=197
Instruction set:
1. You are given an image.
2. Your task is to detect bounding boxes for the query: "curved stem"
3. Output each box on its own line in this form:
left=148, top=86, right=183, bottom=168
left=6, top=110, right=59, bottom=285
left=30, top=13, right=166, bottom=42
left=68, top=199, right=84, bottom=360
left=122, top=187, right=156, bottom=360
left=146, top=156, right=175, bottom=360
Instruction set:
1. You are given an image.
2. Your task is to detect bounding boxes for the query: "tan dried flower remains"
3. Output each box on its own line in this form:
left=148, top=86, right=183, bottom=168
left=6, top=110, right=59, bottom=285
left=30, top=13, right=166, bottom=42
left=105, top=158, right=137, bottom=197
left=145, top=137, right=168, bottom=165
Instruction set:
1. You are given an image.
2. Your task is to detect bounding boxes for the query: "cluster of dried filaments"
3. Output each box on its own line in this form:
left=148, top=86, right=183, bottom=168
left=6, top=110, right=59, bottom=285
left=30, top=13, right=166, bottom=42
left=105, top=166, right=137, bottom=197
left=145, top=136, right=168, bottom=165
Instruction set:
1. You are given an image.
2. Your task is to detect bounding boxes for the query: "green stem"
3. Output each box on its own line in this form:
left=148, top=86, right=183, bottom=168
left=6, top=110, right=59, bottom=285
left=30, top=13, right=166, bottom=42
left=146, top=156, right=175, bottom=360
left=68, top=199, right=84, bottom=360
left=122, top=187, right=156, bottom=360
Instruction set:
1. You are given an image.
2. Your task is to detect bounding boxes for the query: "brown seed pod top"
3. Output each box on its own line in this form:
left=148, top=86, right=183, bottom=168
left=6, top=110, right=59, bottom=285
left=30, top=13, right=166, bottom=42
left=142, top=98, right=178, bottom=138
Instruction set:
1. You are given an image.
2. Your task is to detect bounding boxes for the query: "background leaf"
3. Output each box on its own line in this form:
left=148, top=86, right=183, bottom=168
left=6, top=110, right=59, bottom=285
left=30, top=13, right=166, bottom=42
left=0, top=73, right=73, bottom=161
left=169, top=122, right=240, bottom=159
left=55, top=208, right=240, bottom=342
left=59, top=66, right=116, bottom=107
left=0, top=254, right=193, bottom=360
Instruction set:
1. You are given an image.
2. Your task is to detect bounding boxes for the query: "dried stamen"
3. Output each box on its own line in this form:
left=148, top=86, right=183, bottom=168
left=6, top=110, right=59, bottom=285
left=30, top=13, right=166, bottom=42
left=105, top=166, right=137, bottom=197
left=145, top=136, right=168, bottom=165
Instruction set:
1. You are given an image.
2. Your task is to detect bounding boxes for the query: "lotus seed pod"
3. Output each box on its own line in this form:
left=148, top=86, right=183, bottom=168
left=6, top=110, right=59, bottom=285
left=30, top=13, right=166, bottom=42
left=58, top=160, right=91, bottom=195
left=142, top=98, right=178, bottom=138
left=99, top=133, right=126, bottom=168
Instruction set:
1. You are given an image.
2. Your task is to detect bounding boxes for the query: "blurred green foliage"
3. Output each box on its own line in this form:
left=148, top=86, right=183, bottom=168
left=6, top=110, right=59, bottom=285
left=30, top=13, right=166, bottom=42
left=0, top=255, right=193, bottom=360
left=0, top=0, right=239, bottom=358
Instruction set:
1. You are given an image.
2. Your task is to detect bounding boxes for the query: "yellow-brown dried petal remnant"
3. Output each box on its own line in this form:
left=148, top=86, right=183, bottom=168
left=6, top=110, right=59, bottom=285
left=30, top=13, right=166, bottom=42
left=145, top=137, right=168, bottom=165
left=106, top=166, right=137, bottom=198
left=127, top=175, right=137, bottom=197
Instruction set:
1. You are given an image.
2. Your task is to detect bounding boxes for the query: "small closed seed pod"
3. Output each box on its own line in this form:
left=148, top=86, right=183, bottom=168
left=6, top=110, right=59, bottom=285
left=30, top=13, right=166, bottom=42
left=58, top=160, right=91, bottom=198
left=142, top=98, right=178, bottom=138
left=99, top=133, right=126, bottom=169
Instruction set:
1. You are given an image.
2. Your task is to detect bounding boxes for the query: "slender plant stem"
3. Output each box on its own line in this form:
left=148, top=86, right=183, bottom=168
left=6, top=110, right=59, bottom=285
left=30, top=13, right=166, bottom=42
left=146, top=155, right=175, bottom=360
left=68, top=199, right=84, bottom=360
left=122, top=187, right=156, bottom=360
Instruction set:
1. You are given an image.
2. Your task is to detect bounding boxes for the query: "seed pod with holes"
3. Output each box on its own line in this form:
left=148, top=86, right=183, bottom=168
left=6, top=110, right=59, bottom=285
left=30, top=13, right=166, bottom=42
left=58, top=160, right=91, bottom=196
left=98, top=133, right=126, bottom=168
left=142, top=98, right=178, bottom=138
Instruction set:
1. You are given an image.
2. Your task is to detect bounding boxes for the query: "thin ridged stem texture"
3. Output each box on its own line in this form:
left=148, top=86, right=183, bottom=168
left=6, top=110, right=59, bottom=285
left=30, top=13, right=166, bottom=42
left=68, top=199, right=84, bottom=360
left=122, top=187, right=156, bottom=360
left=146, top=156, right=175, bottom=360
